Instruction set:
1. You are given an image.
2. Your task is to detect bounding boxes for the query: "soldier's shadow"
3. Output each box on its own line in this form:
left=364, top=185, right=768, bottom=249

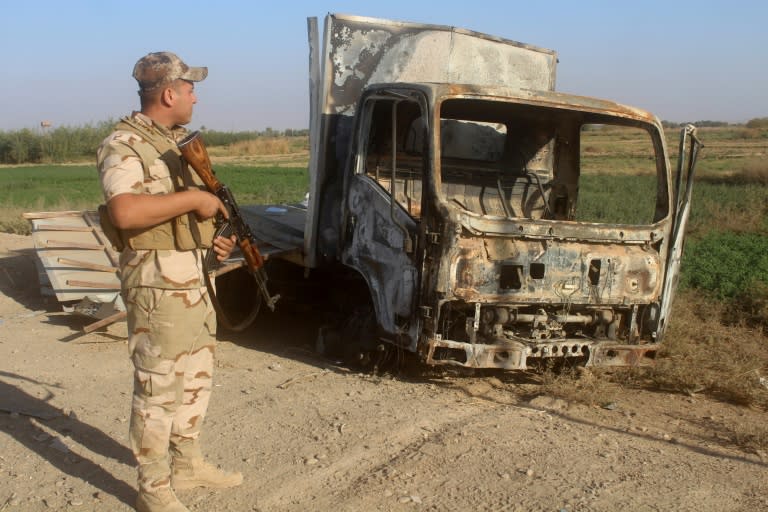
left=0, top=372, right=135, bottom=507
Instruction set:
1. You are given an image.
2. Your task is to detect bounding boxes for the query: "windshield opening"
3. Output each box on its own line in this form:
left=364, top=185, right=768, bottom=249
left=437, top=98, right=667, bottom=226
left=357, top=95, right=425, bottom=219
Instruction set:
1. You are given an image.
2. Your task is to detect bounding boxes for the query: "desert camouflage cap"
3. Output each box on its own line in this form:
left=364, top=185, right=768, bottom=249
left=132, top=51, right=207, bottom=91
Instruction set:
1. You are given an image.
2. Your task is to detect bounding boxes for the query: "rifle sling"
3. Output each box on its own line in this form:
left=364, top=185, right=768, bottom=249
left=202, top=222, right=261, bottom=332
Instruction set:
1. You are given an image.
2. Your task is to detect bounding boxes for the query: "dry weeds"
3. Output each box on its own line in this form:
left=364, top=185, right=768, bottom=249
left=542, top=290, right=768, bottom=411
left=648, top=289, right=768, bottom=408
left=540, top=366, right=622, bottom=407
left=207, top=136, right=308, bottom=158
left=697, top=158, right=768, bottom=186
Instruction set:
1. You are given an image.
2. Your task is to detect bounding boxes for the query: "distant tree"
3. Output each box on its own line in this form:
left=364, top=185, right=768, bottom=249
left=746, top=117, right=768, bottom=129
left=0, top=121, right=310, bottom=163
left=663, top=120, right=734, bottom=128
left=693, top=120, right=730, bottom=127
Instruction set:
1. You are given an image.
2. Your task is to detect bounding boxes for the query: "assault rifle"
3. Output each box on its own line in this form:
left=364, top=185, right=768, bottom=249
left=178, top=131, right=279, bottom=320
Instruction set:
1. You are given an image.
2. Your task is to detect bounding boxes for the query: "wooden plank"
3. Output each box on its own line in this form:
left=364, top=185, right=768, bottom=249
left=43, top=240, right=104, bottom=250
left=57, top=257, right=118, bottom=273
left=212, top=260, right=246, bottom=278
left=23, top=210, right=85, bottom=219
left=83, top=211, right=121, bottom=268
left=65, top=279, right=121, bottom=290
left=35, top=224, right=93, bottom=232
left=83, top=311, right=127, bottom=333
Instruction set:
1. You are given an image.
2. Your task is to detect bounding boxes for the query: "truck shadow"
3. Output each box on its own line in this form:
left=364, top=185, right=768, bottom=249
left=218, top=304, right=544, bottom=386
left=220, top=305, right=334, bottom=366
left=213, top=263, right=544, bottom=383
left=0, top=372, right=136, bottom=507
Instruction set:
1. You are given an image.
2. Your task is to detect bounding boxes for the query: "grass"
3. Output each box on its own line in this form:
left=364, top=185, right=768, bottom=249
left=576, top=174, right=657, bottom=224
left=0, top=165, right=100, bottom=208
left=215, top=164, right=308, bottom=205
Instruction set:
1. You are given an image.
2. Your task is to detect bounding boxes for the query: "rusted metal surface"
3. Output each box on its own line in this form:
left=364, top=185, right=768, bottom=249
left=321, top=14, right=556, bottom=118
left=438, top=83, right=660, bottom=124
left=425, top=336, right=658, bottom=370
left=450, top=238, right=662, bottom=304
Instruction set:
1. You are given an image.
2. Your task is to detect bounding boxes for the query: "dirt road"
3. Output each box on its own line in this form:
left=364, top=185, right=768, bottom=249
left=1, top=232, right=766, bottom=511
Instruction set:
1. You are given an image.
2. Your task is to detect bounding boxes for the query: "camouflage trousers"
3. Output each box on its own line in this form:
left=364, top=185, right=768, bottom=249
left=125, top=286, right=216, bottom=492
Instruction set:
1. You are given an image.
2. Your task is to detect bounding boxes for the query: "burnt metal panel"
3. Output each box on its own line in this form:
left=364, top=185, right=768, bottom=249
left=426, top=337, right=658, bottom=370
left=450, top=238, right=662, bottom=305
left=305, top=13, right=557, bottom=268
left=304, top=16, right=322, bottom=267
left=342, top=174, right=419, bottom=336
left=322, top=14, right=557, bottom=117
left=657, top=125, right=702, bottom=340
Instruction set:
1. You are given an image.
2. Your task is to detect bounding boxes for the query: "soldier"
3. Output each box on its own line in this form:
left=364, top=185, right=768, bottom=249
left=97, top=52, right=242, bottom=512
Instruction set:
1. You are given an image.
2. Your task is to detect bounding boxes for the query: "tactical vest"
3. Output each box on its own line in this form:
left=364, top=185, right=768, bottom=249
left=99, top=116, right=215, bottom=251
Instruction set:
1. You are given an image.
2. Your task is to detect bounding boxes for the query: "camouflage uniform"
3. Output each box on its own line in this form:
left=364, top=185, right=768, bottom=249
left=97, top=112, right=217, bottom=495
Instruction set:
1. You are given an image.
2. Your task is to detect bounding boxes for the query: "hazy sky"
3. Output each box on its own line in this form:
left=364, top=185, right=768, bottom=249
left=1, top=0, right=765, bottom=132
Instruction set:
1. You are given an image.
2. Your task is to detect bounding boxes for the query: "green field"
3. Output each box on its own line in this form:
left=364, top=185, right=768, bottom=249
left=0, top=164, right=308, bottom=234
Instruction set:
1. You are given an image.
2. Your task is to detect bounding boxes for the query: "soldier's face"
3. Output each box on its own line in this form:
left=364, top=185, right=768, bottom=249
left=170, top=80, right=197, bottom=125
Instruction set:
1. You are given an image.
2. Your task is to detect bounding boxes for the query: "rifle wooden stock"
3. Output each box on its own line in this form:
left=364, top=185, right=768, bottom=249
left=178, top=131, right=224, bottom=192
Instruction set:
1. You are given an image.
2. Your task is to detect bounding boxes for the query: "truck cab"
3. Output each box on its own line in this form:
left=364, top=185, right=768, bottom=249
left=342, top=83, right=692, bottom=369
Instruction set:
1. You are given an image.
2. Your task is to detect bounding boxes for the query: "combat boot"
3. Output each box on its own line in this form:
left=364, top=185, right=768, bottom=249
left=135, top=486, right=189, bottom=512
left=171, top=457, right=243, bottom=490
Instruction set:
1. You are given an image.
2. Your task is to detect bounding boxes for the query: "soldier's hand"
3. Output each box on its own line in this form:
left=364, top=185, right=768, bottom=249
left=213, top=234, right=237, bottom=261
left=193, top=191, right=229, bottom=220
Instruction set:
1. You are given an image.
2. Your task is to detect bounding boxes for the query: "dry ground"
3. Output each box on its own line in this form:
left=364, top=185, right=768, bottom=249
left=1, top=232, right=767, bottom=512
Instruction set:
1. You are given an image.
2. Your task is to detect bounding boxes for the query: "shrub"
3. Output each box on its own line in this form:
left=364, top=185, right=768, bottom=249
left=681, top=231, right=768, bottom=300
left=729, top=127, right=763, bottom=139
left=745, top=117, right=768, bottom=129
left=733, top=158, right=768, bottom=185
left=729, top=280, right=768, bottom=334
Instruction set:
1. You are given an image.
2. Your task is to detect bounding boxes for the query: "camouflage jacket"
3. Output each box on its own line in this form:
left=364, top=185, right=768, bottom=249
left=97, top=112, right=209, bottom=290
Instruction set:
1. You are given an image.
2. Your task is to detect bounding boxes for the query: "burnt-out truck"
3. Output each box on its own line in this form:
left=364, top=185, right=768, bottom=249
left=232, top=13, right=701, bottom=370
